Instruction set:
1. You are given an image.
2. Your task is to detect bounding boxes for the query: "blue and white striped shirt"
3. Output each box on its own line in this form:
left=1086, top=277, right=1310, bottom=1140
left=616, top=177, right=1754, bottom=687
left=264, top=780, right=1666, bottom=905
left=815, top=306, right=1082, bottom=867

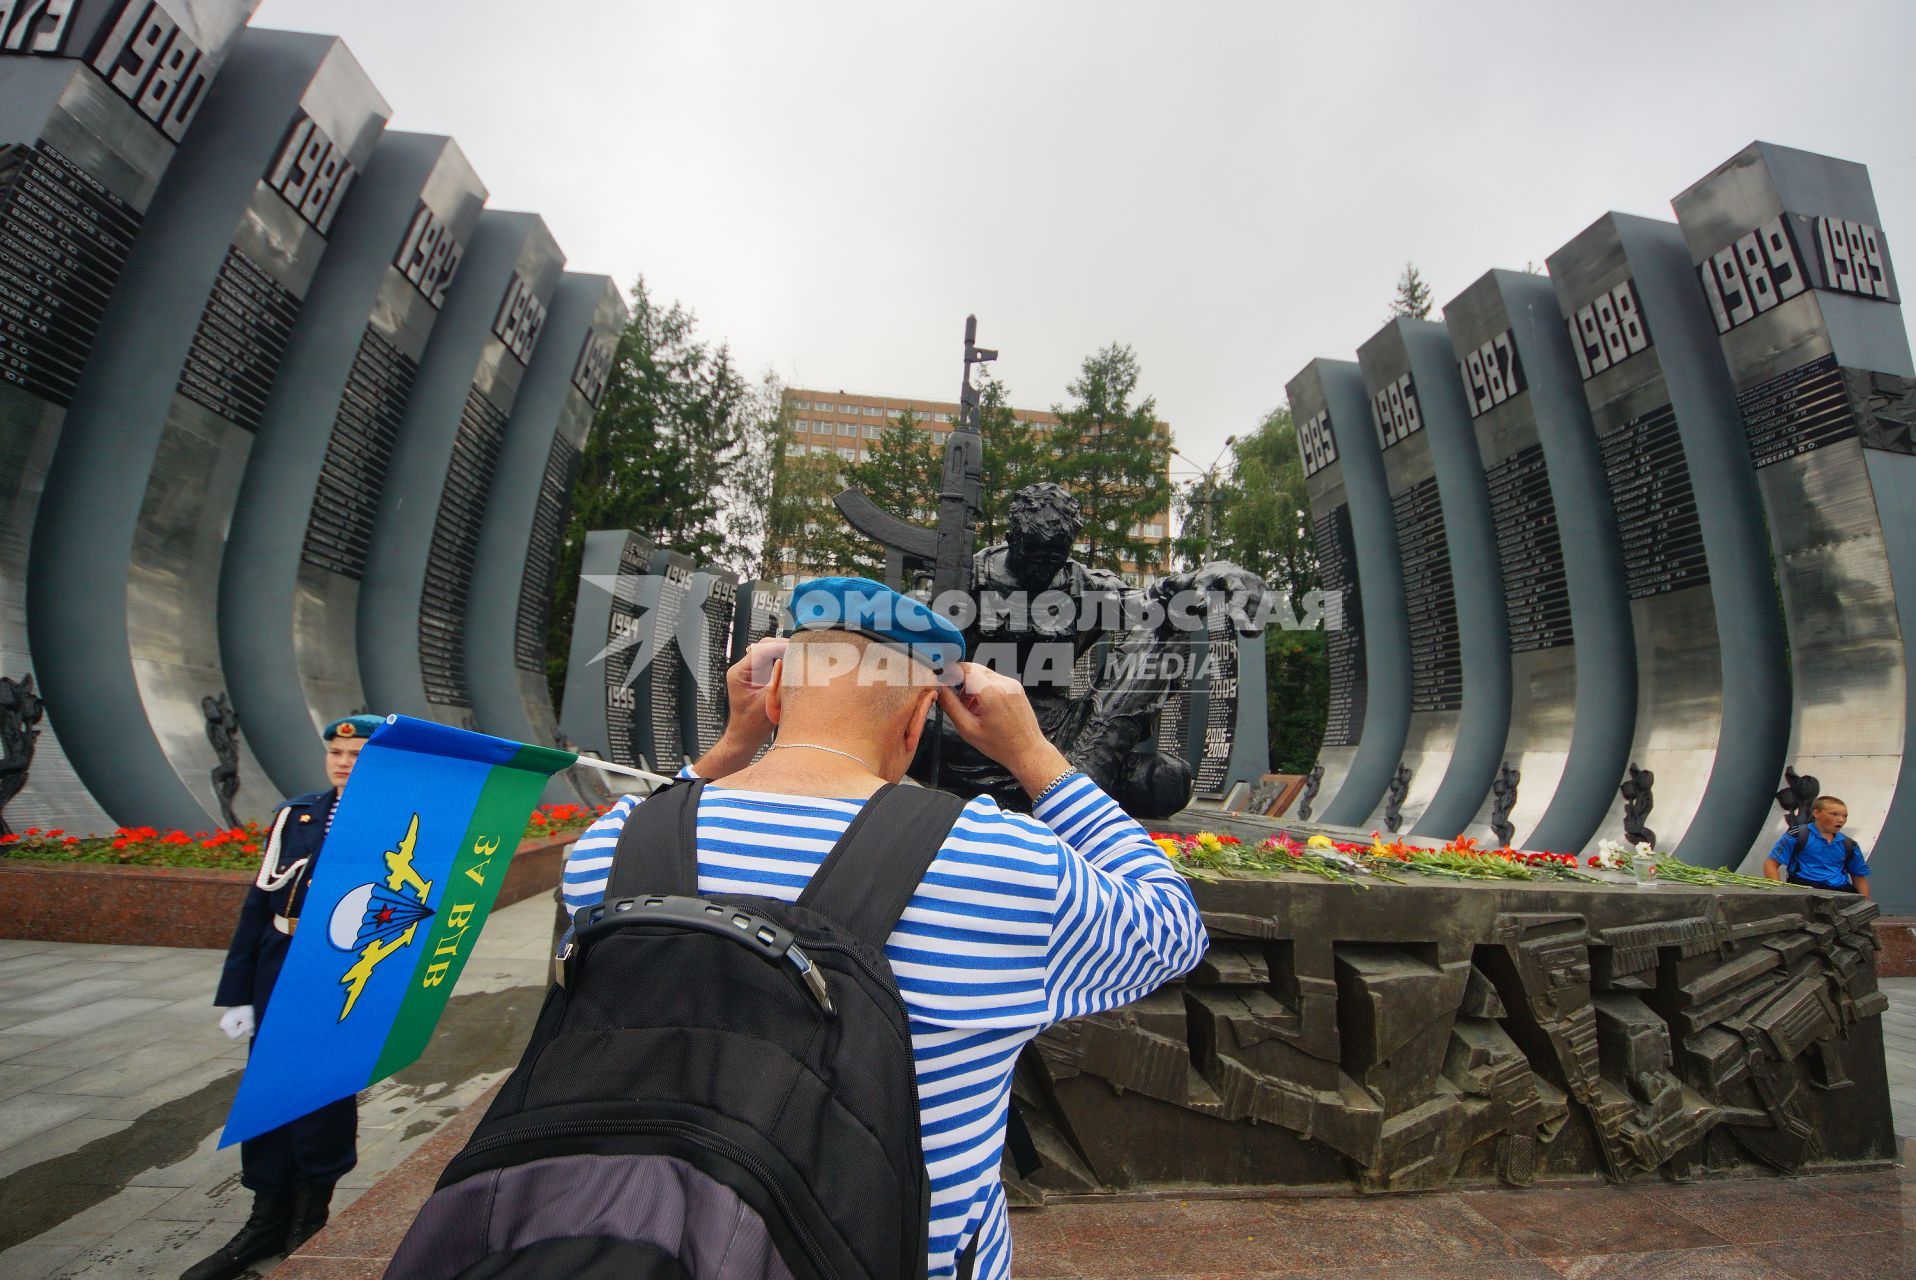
left=560, top=773, right=1207, bottom=1280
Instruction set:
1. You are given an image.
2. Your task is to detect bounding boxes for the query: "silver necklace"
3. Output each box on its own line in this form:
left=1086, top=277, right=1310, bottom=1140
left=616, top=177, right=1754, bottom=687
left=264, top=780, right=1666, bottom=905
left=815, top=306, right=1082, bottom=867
left=765, top=742, right=876, bottom=772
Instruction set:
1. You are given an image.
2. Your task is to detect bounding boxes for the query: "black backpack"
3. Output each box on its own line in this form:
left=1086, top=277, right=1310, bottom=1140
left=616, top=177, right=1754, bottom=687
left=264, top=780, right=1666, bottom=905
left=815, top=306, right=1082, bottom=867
left=388, top=779, right=965, bottom=1280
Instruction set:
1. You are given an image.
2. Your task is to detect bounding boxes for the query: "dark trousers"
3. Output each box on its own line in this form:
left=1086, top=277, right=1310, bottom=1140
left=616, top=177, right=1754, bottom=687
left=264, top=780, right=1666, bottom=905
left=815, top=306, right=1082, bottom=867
left=239, top=1092, right=357, bottom=1195
left=1786, top=874, right=1859, bottom=893
left=239, top=1021, right=357, bottom=1195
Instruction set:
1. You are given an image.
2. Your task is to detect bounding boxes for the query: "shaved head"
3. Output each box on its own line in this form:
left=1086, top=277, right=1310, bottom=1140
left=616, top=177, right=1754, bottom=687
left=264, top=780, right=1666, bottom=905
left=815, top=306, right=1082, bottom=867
left=776, top=630, right=937, bottom=730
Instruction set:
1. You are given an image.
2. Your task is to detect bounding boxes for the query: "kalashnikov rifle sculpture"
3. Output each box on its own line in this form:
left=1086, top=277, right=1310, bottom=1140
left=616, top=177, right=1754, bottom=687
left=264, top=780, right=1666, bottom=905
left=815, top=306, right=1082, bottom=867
left=834, top=316, right=992, bottom=597
left=835, top=317, right=993, bottom=790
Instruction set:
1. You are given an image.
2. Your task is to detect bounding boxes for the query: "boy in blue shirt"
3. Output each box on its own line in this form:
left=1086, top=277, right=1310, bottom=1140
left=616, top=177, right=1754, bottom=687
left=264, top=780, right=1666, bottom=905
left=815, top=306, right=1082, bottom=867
left=1763, top=795, right=1870, bottom=896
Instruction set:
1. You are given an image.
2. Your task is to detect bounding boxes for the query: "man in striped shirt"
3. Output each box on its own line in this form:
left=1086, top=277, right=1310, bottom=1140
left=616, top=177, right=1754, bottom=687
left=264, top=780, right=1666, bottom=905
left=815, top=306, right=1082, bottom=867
left=561, top=580, right=1207, bottom=1279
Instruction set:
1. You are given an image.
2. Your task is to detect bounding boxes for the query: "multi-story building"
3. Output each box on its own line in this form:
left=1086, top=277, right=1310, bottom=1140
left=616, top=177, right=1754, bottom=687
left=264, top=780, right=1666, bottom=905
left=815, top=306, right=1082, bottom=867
left=773, top=387, right=1172, bottom=586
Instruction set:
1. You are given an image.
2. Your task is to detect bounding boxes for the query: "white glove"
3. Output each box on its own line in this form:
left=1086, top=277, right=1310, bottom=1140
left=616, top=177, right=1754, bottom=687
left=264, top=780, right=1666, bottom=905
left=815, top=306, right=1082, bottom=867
left=219, top=1005, right=255, bottom=1040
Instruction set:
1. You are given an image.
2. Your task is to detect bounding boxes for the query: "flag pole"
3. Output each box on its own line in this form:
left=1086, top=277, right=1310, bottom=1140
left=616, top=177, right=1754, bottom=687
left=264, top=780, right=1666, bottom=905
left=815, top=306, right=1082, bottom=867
left=568, top=755, right=677, bottom=791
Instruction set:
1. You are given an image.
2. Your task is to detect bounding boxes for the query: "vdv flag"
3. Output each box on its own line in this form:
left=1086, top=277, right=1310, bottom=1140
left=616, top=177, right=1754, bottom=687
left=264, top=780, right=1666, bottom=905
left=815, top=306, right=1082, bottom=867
left=221, top=716, right=576, bottom=1146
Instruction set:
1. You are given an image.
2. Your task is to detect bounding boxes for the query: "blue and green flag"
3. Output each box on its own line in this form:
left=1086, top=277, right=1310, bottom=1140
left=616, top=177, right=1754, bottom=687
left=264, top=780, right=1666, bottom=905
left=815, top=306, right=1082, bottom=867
left=221, top=716, right=577, bottom=1146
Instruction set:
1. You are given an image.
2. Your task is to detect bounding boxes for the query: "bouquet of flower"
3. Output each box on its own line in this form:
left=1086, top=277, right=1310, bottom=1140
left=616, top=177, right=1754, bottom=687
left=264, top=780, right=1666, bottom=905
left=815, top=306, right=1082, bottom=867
left=1153, top=831, right=1376, bottom=885
left=1588, top=839, right=1779, bottom=888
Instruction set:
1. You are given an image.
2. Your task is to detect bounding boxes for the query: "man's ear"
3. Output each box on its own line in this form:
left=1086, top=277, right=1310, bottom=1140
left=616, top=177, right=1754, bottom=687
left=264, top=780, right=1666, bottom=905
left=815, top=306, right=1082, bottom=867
left=901, top=686, right=938, bottom=755
left=766, top=660, right=785, bottom=726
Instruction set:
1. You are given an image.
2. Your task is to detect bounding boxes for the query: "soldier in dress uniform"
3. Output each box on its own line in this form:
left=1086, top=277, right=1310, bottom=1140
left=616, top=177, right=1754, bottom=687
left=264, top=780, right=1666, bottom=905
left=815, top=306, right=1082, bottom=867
left=182, top=714, right=383, bottom=1280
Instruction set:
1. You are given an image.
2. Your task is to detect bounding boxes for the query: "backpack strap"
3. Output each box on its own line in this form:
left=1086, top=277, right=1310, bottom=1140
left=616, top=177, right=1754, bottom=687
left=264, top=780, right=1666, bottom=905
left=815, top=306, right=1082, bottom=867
left=607, top=779, right=707, bottom=899
left=1786, top=825, right=1809, bottom=878
left=798, top=785, right=968, bottom=949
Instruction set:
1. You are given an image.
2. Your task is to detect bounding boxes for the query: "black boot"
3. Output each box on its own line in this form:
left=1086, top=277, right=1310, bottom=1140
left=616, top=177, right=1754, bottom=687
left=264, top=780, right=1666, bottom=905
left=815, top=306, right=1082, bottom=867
left=179, top=1192, right=293, bottom=1280
left=284, top=1182, right=334, bottom=1253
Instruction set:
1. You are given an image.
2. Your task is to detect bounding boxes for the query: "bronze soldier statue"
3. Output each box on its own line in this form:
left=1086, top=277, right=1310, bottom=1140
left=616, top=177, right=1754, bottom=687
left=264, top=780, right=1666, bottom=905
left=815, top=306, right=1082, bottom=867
left=912, top=483, right=1262, bottom=819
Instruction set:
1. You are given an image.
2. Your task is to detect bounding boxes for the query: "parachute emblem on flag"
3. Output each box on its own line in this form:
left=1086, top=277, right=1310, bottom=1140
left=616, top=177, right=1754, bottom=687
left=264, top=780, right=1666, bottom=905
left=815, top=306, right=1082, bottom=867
left=328, top=813, right=435, bottom=1022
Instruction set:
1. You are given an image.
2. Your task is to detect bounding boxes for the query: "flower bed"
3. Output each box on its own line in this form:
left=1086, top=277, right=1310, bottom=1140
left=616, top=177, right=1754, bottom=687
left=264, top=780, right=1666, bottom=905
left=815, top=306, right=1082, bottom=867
left=0, top=802, right=605, bottom=871
left=0, top=804, right=607, bottom=949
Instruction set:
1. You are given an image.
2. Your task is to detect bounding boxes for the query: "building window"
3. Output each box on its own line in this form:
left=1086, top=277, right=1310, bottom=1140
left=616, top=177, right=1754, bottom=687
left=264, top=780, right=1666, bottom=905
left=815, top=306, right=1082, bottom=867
left=864, top=425, right=881, bottom=439
left=864, top=405, right=881, bottom=416
left=839, top=421, right=857, bottom=436
left=780, top=573, right=796, bottom=588
left=838, top=447, right=854, bottom=460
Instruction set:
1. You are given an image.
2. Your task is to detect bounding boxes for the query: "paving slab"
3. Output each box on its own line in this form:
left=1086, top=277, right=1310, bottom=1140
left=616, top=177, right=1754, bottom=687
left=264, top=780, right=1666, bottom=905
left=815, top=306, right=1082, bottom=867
left=45, top=1036, right=232, bottom=1100
left=0, top=1033, right=60, bottom=1063
left=39, top=1214, right=226, bottom=1279
left=0, top=1093, right=104, bottom=1151
left=0, top=977, right=151, bottom=1016
left=86, top=1055, right=243, bottom=1122
left=0, top=893, right=555, bottom=1277
left=0, top=1186, right=180, bottom=1280
left=0, top=1063, right=84, bottom=1101
left=5, top=999, right=176, bottom=1039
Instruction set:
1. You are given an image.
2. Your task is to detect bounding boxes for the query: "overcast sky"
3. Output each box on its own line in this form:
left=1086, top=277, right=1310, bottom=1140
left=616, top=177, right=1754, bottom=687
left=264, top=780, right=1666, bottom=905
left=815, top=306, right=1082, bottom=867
left=256, top=0, right=1916, bottom=482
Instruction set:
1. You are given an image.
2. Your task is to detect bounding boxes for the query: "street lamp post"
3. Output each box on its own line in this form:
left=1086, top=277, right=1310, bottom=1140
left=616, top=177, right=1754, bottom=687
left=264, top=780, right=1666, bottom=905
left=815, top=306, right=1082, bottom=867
left=1172, top=436, right=1236, bottom=562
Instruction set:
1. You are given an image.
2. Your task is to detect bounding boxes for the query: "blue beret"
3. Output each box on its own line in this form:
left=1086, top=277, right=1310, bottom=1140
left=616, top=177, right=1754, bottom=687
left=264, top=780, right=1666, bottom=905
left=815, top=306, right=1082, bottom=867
left=323, top=714, right=386, bottom=741
left=787, top=576, right=965, bottom=674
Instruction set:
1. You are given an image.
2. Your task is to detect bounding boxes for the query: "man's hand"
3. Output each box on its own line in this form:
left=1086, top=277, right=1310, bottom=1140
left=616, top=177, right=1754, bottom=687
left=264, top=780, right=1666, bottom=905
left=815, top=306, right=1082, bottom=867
left=219, top=1005, right=255, bottom=1040
left=693, top=637, right=788, bottom=778
left=937, top=663, right=1072, bottom=799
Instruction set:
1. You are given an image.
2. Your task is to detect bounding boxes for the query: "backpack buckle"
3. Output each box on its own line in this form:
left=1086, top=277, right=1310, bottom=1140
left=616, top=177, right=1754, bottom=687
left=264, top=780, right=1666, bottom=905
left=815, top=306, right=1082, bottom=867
left=786, top=943, right=836, bottom=1018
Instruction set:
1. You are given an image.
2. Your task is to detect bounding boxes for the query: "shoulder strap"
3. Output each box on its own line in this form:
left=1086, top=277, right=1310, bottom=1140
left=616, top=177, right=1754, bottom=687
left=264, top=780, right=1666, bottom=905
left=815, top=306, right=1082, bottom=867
left=798, top=785, right=968, bottom=949
left=607, top=780, right=706, bottom=899
left=1787, top=825, right=1809, bottom=875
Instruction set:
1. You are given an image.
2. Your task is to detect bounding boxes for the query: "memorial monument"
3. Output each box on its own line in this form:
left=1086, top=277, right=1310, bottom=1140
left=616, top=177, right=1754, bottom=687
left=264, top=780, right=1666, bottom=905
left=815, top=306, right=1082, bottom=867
left=466, top=272, right=625, bottom=803
left=1673, top=143, right=1916, bottom=896
left=3, top=7, right=624, bottom=828
left=557, top=529, right=656, bottom=774
left=1288, top=362, right=1410, bottom=826
left=28, top=28, right=387, bottom=831
left=678, top=565, right=738, bottom=762
left=1, top=0, right=257, bottom=834
left=357, top=210, right=563, bottom=730
left=833, top=319, right=1269, bottom=819
left=1008, top=873, right=1891, bottom=1196
left=1440, top=269, right=1635, bottom=852
left=222, top=131, right=485, bottom=798
left=627, top=546, right=693, bottom=773
left=1547, top=212, right=1789, bottom=861
left=1354, top=319, right=1510, bottom=836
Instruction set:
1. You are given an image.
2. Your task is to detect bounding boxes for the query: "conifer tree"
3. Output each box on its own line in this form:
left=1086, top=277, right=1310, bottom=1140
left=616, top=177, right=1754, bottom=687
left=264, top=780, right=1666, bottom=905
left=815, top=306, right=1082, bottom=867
left=547, top=276, right=751, bottom=703
left=1388, top=262, right=1434, bottom=320
left=1047, top=344, right=1172, bottom=574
